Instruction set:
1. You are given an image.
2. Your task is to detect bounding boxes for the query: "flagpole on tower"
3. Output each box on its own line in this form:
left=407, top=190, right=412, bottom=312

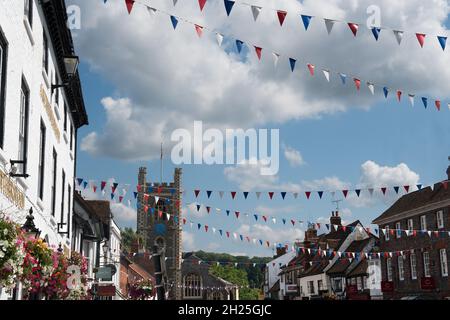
left=160, top=141, right=163, bottom=184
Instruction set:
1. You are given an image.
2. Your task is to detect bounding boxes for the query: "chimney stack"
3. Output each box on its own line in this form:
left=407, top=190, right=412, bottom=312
left=330, top=211, right=342, bottom=227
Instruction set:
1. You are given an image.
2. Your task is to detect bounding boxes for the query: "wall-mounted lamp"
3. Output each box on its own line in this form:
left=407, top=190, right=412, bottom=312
left=51, top=55, right=79, bottom=95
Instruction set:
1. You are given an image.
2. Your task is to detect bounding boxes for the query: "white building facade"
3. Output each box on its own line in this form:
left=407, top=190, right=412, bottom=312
left=0, top=0, right=88, bottom=298
left=263, top=250, right=296, bottom=300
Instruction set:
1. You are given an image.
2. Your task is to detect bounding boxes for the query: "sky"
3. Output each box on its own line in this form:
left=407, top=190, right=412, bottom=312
left=70, top=0, right=450, bottom=257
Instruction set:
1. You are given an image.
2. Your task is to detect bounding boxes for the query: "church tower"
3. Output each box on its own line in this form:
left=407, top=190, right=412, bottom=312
left=137, top=167, right=182, bottom=299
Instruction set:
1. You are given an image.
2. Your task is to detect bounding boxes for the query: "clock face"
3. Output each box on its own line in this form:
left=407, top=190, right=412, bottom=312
left=155, top=223, right=167, bottom=236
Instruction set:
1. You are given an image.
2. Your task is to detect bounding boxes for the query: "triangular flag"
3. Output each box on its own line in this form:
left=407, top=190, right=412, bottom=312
left=173, top=0, right=178, bottom=6
left=196, top=204, right=201, bottom=212
left=397, top=90, right=402, bottom=102
left=318, top=191, right=324, bottom=199
left=235, top=211, right=240, bottom=218
left=170, top=16, right=178, bottom=30
left=219, top=191, right=224, bottom=199
left=216, top=33, right=224, bottom=47
left=342, top=190, right=348, bottom=198
left=254, top=46, right=262, bottom=60
left=76, top=178, right=83, bottom=186
left=307, top=64, right=315, bottom=76
left=256, top=192, right=261, bottom=199
left=367, top=82, right=375, bottom=95
left=339, top=73, right=347, bottom=84
left=416, top=33, right=426, bottom=48
left=231, top=191, right=237, bottom=199
left=404, top=185, right=410, bottom=193
left=272, top=53, right=280, bottom=68
left=348, top=23, right=359, bottom=36
left=417, top=184, right=422, bottom=190
left=393, top=30, right=404, bottom=45
left=381, top=187, right=387, bottom=195
left=198, top=0, right=207, bottom=12
left=289, top=58, right=296, bottom=72
left=322, top=70, right=330, bottom=82
left=422, top=97, right=428, bottom=109
left=408, top=94, right=415, bottom=107
left=224, top=0, right=235, bottom=17
left=195, top=24, right=203, bottom=38
left=437, top=36, right=447, bottom=51
left=206, top=190, right=212, bottom=198
left=251, top=5, right=261, bottom=21
left=372, top=27, right=381, bottom=41
left=293, top=192, right=299, bottom=199
left=194, top=190, right=200, bottom=198
left=125, top=0, right=134, bottom=14
left=147, top=7, right=157, bottom=15
left=243, top=192, right=249, bottom=199
left=394, top=186, right=400, bottom=194
left=305, top=191, right=311, bottom=199
left=268, top=192, right=274, bottom=200
left=277, top=10, right=287, bottom=26
left=281, top=192, right=287, bottom=199
left=235, top=40, right=244, bottom=53
left=355, top=189, right=361, bottom=197
left=324, top=19, right=335, bottom=34
left=383, top=87, right=389, bottom=98
left=435, top=100, right=441, bottom=111
left=301, top=15, right=312, bottom=31
left=353, top=78, right=361, bottom=91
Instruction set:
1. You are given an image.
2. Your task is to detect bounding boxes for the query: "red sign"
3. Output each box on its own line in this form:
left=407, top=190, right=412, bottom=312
left=346, top=285, right=358, bottom=294
left=97, top=284, right=116, bottom=297
left=421, top=277, right=435, bottom=290
left=381, top=281, right=394, bottom=292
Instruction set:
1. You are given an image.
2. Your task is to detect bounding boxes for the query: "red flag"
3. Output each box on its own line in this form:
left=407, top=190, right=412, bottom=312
left=195, top=24, right=203, bottom=37
left=205, top=225, right=209, bottom=232
left=254, top=46, right=262, bottom=60
left=307, top=64, right=315, bottom=76
left=143, top=194, right=149, bottom=202
left=198, top=0, right=207, bottom=11
left=194, top=190, right=200, bottom=198
left=435, top=100, right=441, bottom=111
left=348, top=23, right=359, bottom=36
left=353, top=78, right=361, bottom=91
left=101, top=181, right=107, bottom=191
left=231, top=191, right=237, bottom=199
left=137, top=185, right=141, bottom=193
left=262, top=216, right=267, bottom=222
left=416, top=33, right=426, bottom=47
left=206, top=206, right=211, bottom=214
left=305, top=191, right=311, bottom=199
left=277, top=10, right=287, bottom=26
left=144, top=205, right=148, bottom=213
left=183, top=218, right=187, bottom=225
left=235, top=211, right=240, bottom=218
left=93, top=186, right=97, bottom=193
left=157, top=186, right=162, bottom=194
left=158, top=210, right=163, bottom=218
left=266, top=241, right=270, bottom=247
left=397, top=90, right=402, bottom=102
left=125, top=0, right=135, bottom=14
left=381, top=187, right=387, bottom=195
left=268, top=192, right=274, bottom=199
left=226, top=231, right=230, bottom=238
left=291, top=220, right=295, bottom=226
left=342, top=190, right=348, bottom=198
left=119, top=196, right=124, bottom=203
left=404, top=185, right=410, bottom=193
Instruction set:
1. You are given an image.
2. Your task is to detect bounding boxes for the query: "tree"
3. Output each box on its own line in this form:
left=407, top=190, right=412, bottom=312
left=121, top=227, right=142, bottom=253
left=210, top=265, right=261, bottom=300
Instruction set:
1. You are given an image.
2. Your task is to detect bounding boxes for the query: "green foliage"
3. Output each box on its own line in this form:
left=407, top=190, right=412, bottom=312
left=192, top=251, right=271, bottom=300
left=121, top=227, right=142, bottom=253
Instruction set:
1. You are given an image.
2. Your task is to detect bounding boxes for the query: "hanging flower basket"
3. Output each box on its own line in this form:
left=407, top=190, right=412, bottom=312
left=0, top=218, right=25, bottom=289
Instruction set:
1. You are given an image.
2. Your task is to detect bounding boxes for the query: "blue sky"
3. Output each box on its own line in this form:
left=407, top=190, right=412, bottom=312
left=72, top=0, right=450, bottom=257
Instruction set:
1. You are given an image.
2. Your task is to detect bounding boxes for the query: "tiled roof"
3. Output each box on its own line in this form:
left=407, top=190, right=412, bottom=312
left=373, top=183, right=450, bottom=224
left=347, top=260, right=368, bottom=277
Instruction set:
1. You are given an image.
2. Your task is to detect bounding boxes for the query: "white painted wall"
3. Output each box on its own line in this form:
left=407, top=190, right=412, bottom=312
left=264, top=251, right=296, bottom=299
left=0, top=1, right=78, bottom=249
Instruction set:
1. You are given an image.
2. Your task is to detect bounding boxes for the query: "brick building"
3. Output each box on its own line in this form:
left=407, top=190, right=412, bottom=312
left=372, top=165, right=450, bottom=299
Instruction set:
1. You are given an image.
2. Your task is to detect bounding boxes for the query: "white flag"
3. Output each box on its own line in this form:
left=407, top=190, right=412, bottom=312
left=324, top=19, right=335, bottom=34
left=256, top=192, right=262, bottom=199
left=293, top=192, right=299, bottom=199
left=408, top=94, right=415, bottom=107
left=147, top=7, right=157, bottom=15
left=272, top=52, right=280, bottom=68
left=368, top=188, right=374, bottom=196
left=272, top=218, right=276, bottom=224
left=212, top=227, right=216, bottom=234
left=322, top=69, right=330, bottom=82
left=393, top=30, right=404, bottom=45
left=219, top=191, right=224, bottom=199
left=154, top=196, right=159, bottom=205
left=251, top=5, right=262, bottom=21
left=367, top=82, right=375, bottom=95
left=216, top=33, right=224, bottom=47
left=173, top=0, right=178, bottom=6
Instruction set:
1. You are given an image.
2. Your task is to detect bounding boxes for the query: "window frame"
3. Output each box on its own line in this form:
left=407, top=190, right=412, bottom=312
left=42, top=29, right=49, bottom=74
left=436, top=210, right=444, bottom=229
left=385, top=225, right=390, bottom=241
left=18, top=77, right=30, bottom=175
left=440, top=249, right=448, bottom=277
left=420, top=215, right=427, bottom=231
left=51, top=148, right=57, bottom=216
left=423, top=252, right=431, bottom=278
left=386, top=258, right=393, bottom=282
left=184, top=273, right=202, bottom=298
left=395, top=222, right=402, bottom=238
left=398, top=257, right=404, bottom=281
left=24, top=0, right=33, bottom=28
left=0, top=28, right=8, bottom=149
left=37, top=121, right=46, bottom=200
left=60, top=169, right=65, bottom=223
left=407, top=219, right=414, bottom=231
left=410, top=253, right=417, bottom=280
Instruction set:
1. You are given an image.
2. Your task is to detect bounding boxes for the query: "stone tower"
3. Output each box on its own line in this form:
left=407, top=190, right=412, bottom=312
left=137, top=167, right=182, bottom=300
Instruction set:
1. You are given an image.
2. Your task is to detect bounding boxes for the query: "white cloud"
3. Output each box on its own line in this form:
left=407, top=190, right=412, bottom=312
left=283, top=145, right=305, bottom=167
left=71, top=0, right=450, bottom=160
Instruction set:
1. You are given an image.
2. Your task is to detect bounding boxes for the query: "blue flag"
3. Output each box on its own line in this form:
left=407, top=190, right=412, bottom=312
left=170, top=16, right=178, bottom=30
left=372, top=27, right=381, bottom=41
left=281, top=192, right=287, bottom=199
left=226, top=210, right=230, bottom=216
left=438, top=36, right=447, bottom=51
left=235, top=39, right=244, bottom=53
left=289, top=58, right=296, bottom=72
left=219, top=229, right=223, bottom=236
left=339, top=73, right=346, bottom=84
left=301, top=15, right=312, bottom=31
left=133, top=192, right=138, bottom=199
left=224, top=0, right=235, bottom=16
left=196, top=204, right=201, bottom=211
left=206, top=190, right=212, bottom=198
left=243, top=192, right=249, bottom=199
left=76, top=178, right=83, bottom=186
left=383, top=87, right=389, bottom=98
left=318, top=191, right=324, bottom=199
left=254, top=214, right=258, bottom=221
left=422, top=97, right=428, bottom=109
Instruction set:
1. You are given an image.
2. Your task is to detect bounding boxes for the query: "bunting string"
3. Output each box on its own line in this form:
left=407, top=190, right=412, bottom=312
left=114, top=0, right=450, bottom=111
left=118, top=0, right=449, bottom=52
